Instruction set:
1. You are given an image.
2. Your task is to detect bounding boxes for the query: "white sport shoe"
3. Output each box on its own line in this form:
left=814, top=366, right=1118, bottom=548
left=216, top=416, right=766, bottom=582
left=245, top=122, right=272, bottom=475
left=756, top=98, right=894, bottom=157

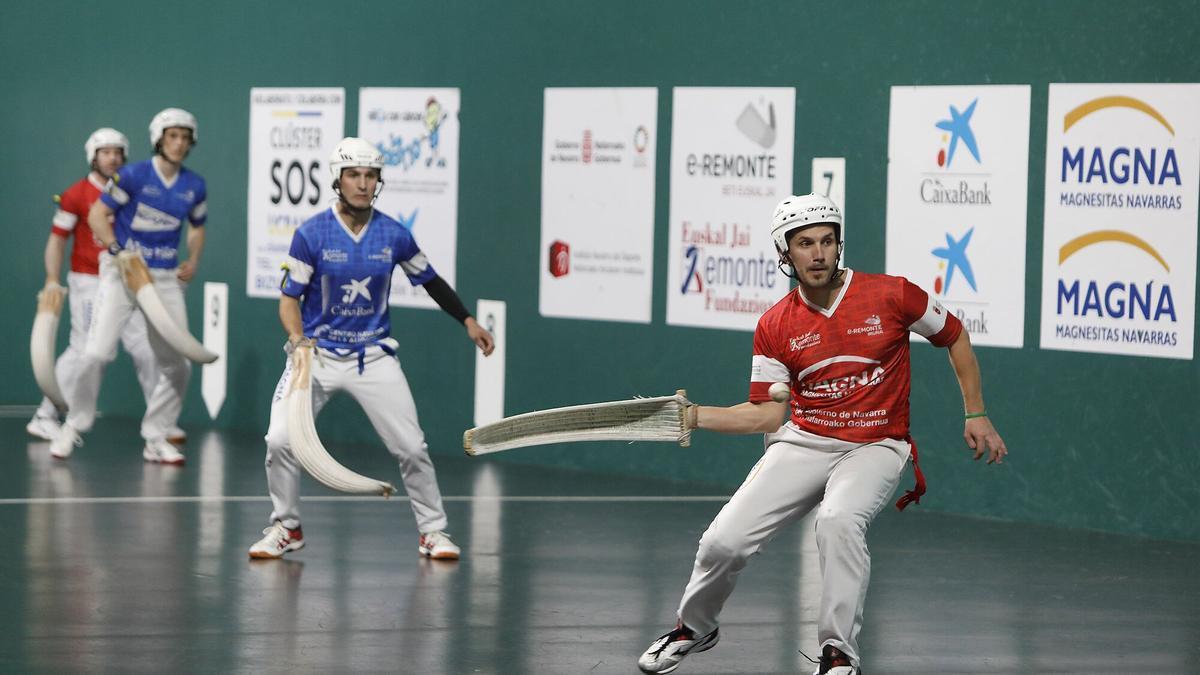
left=166, top=426, right=187, bottom=445
left=248, top=521, right=305, bottom=559
left=143, top=438, right=186, bottom=465
left=27, top=414, right=61, bottom=441
left=418, top=530, right=461, bottom=560
left=638, top=623, right=719, bottom=674
left=49, top=424, right=81, bottom=460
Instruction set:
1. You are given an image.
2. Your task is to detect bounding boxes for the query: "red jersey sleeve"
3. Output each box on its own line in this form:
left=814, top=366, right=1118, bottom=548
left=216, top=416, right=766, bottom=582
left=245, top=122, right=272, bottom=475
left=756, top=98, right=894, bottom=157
left=748, top=309, right=790, bottom=402
left=50, top=189, right=80, bottom=238
left=898, top=278, right=962, bottom=348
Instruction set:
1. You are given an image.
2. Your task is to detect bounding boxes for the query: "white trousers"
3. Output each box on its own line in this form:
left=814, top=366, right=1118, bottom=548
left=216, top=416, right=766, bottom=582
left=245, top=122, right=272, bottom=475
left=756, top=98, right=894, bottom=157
left=676, top=424, right=910, bottom=667
left=64, top=254, right=190, bottom=442
left=36, top=272, right=158, bottom=419
left=263, top=344, right=448, bottom=534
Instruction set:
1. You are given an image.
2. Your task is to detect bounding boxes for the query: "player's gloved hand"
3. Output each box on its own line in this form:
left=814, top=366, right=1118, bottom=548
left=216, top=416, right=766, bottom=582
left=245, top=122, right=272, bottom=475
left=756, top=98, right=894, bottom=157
left=284, top=336, right=314, bottom=355
left=37, top=281, right=67, bottom=312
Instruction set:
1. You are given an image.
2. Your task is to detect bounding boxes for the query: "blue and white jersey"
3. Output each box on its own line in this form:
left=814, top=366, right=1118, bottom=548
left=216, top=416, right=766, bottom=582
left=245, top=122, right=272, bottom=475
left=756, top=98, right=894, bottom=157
left=99, top=158, right=207, bottom=269
left=280, top=207, right=436, bottom=349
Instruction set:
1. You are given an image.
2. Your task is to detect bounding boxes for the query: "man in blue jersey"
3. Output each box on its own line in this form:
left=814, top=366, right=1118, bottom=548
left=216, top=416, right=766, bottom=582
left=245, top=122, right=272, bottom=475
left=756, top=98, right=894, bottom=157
left=248, top=137, right=494, bottom=561
left=51, top=108, right=207, bottom=464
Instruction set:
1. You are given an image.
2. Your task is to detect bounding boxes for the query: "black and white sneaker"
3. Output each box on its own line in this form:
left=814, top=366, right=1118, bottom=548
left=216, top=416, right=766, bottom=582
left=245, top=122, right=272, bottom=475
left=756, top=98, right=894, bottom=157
left=637, top=623, right=719, bottom=674
left=809, top=644, right=860, bottom=675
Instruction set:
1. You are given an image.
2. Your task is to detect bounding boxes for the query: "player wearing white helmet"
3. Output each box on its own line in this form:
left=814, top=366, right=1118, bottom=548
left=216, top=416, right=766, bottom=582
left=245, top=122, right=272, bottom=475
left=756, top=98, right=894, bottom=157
left=50, top=108, right=208, bottom=464
left=247, top=137, right=495, bottom=561
left=638, top=194, right=1007, bottom=675
left=26, top=128, right=164, bottom=451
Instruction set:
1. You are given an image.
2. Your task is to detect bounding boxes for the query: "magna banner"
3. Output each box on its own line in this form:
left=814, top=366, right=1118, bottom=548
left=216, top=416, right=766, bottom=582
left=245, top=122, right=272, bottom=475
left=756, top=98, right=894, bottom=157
left=358, top=88, right=461, bottom=309
left=539, top=87, right=658, bottom=323
left=1040, top=83, right=1199, bottom=360
left=885, top=85, right=1031, bottom=348
left=666, top=87, right=795, bottom=331
left=246, top=87, right=344, bottom=298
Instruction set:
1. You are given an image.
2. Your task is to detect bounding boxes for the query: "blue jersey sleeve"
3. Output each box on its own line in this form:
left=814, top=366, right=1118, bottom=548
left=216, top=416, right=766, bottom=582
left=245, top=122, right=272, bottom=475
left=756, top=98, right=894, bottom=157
left=394, top=231, right=437, bottom=286
left=99, top=165, right=140, bottom=212
left=280, top=229, right=317, bottom=298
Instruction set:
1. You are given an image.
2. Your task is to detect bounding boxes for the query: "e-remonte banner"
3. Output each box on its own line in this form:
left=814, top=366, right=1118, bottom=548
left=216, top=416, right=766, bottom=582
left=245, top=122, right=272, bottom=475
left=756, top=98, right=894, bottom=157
left=1041, top=83, right=1199, bottom=360
left=358, top=88, right=461, bottom=309
left=885, top=85, right=1031, bottom=348
left=539, top=87, right=657, bottom=323
left=667, top=87, right=795, bottom=331
left=246, top=88, right=344, bottom=298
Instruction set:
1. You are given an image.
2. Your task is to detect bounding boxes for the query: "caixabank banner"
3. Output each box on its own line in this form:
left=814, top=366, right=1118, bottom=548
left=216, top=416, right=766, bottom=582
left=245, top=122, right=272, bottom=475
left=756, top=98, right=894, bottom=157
left=885, top=85, right=1031, bottom=348
left=666, top=87, right=795, bottom=331
left=1041, top=84, right=1199, bottom=360
left=245, top=88, right=344, bottom=298
left=539, top=88, right=657, bottom=323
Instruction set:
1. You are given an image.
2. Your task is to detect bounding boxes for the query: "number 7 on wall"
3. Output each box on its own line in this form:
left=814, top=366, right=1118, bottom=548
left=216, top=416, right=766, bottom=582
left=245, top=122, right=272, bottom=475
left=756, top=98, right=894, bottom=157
left=811, top=157, right=846, bottom=261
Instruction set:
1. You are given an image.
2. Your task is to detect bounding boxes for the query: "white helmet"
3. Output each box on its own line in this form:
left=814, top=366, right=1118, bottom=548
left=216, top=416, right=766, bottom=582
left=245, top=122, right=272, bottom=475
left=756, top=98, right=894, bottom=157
left=770, top=193, right=843, bottom=254
left=149, top=107, right=198, bottom=146
left=328, top=137, right=385, bottom=180
left=85, top=127, right=129, bottom=164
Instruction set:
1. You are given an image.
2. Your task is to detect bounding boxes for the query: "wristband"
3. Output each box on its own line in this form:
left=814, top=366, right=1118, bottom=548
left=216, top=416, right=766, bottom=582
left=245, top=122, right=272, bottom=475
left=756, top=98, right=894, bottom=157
left=964, top=411, right=988, bottom=420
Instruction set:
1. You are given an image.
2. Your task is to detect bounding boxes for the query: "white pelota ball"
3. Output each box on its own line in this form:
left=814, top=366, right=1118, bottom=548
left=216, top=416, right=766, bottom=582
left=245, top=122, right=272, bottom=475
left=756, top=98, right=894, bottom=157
left=769, top=382, right=790, bottom=402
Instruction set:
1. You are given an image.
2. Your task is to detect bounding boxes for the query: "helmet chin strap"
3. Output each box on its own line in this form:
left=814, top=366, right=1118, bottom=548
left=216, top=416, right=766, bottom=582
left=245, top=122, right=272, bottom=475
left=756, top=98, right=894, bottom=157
left=333, top=180, right=384, bottom=214
left=777, top=243, right=844, bottom=286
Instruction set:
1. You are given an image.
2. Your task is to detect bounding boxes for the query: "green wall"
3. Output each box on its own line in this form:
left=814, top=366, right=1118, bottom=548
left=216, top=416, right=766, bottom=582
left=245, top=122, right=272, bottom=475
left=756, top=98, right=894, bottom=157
left=3, top=1, right=1197, bottom=540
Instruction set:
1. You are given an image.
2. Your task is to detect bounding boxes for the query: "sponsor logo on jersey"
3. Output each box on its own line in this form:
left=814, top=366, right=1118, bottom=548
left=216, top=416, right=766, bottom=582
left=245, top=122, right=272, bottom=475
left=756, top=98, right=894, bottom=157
left=142, top=185, right=162, bottom=198
left=847, top=315, right=885, bottom=336
left=130, top=202, right=181, bottom=232
left=323, top=249, right=348, bottom=263
left=368, top=245, right=393, bottom=263
left=340, top=277, right=372, bottom=304
left=789, top=332, right=820, bottom=351
left=801, top=365, right=886, bottom=399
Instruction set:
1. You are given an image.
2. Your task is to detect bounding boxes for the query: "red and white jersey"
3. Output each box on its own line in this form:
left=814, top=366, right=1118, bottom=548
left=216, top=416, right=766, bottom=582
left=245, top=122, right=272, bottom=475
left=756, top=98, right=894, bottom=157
left=50, top=174, right=106, bottom=276
left=749, top=269, right=962, bottom=443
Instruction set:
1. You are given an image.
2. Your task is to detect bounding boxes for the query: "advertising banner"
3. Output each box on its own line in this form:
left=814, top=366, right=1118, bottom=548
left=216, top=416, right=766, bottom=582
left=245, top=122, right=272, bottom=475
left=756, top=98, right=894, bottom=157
left=246, top=88, right=344, bottom=298
left=666, top=87, right=795, bottom=331
left=358, top=88, right=461, bottom=308
left=539, top=87, right=658, bottom=323
left=1040, top=83, right=1199, bottom=359
left=885, top=85, right=1031, bottom=348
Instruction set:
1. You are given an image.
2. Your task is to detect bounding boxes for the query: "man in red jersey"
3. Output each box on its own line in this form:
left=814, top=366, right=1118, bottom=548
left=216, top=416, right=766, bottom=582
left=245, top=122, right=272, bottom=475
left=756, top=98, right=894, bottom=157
left=638, top=193, right=1007, bottom=675
left=26, top=128, right=168, bottom=454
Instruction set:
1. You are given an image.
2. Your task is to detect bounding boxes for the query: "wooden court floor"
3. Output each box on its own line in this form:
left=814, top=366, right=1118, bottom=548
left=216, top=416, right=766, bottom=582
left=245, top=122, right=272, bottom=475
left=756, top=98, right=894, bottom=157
left=1, top=417, right=1197, bottom=674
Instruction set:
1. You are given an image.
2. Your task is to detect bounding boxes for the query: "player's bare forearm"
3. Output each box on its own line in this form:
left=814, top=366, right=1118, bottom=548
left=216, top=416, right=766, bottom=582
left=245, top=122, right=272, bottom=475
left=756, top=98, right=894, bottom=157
left=186, top=224, right=206, bottom=266
left=87, top=200, right=117, bottom=248
left=44, top=235, right=67, bottom=286
left=279, top=294, right=305, bottom=341
left=946, top=330, right=1008, bottom=464
left=947, top=330, right=985, bottom=414
left=694, top=400, right=788, bottom=434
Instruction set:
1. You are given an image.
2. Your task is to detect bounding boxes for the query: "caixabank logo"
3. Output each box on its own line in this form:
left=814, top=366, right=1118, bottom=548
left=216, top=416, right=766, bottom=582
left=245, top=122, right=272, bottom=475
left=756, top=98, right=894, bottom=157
left=921, top=98, right=991, bottom=205
left=1045, top=86, right=1197, bottom=359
